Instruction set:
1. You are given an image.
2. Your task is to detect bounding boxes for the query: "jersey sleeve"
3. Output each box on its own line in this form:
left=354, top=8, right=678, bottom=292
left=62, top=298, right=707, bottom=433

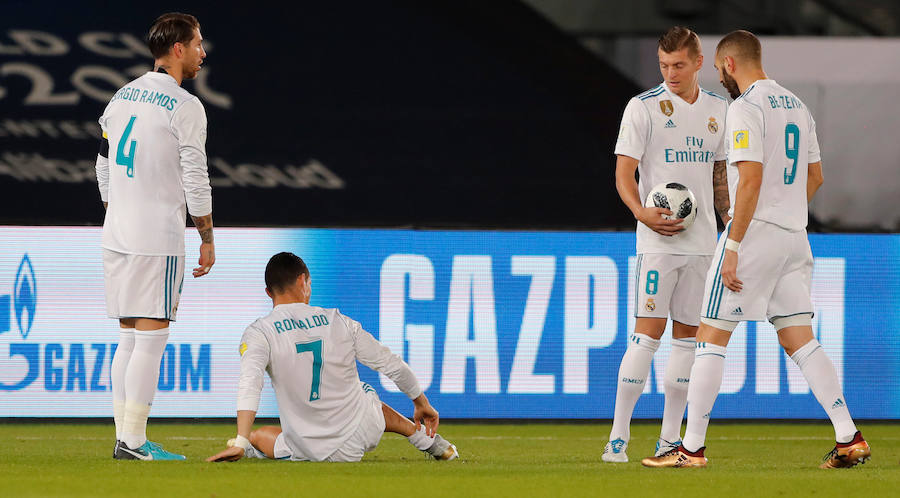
left=726, top=101, right=764, bottom=165
left=341, top=312, right=423, bottom=399
left=806, top=109, right=821, bottom=164
left=171, top=97, right=212, bottom=217
left=95, top=115, right=110, bottom=203
left=236, top=323, right=271, bottom=412
left=613, top=97, right=650, bottom=161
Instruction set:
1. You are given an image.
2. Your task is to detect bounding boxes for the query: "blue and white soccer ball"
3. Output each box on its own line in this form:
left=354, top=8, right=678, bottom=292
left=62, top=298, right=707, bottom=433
left=645, top=182, right=698, bottom=230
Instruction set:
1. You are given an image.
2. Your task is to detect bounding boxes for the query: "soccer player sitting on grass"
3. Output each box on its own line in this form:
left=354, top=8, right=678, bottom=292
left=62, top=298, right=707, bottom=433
left=207, top=252, right=458, bottom=463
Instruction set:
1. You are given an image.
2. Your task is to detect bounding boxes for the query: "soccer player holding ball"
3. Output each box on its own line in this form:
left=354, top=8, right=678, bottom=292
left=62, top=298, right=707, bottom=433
left=96, top=13, right=213, bottom=460
left=643, top=30, right=869, bottom=469
left=603, top=26, right=730, bottom=463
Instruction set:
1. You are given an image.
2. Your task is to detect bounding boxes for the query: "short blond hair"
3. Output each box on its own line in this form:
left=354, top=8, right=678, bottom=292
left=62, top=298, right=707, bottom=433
left=658, top=26, right=701, bottom=58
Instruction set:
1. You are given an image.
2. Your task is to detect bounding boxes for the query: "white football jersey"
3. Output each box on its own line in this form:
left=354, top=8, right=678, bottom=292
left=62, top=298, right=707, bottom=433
left=725, top=79, right=820, bottom=231
left=237, top=303, right=422, bottom=462
left=97, top=71, right=212, bottom=256
left=615, top=83, right=728, bottom=255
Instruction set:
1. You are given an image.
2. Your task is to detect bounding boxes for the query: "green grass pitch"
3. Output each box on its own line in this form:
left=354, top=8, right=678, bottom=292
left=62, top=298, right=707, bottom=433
left=2, top=421, right=898, bottom=497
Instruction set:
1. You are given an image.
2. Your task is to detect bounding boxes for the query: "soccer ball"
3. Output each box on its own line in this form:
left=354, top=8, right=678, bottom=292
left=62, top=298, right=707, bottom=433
left=645, top=182, right=697, bottom=230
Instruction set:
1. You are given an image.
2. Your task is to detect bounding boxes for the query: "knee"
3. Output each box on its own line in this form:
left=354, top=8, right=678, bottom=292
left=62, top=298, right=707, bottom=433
left=248, top=430, right=262, bottom=448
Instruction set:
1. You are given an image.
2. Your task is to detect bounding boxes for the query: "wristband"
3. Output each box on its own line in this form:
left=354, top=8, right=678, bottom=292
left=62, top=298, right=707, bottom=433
left=725, top=238, right=741, bottom=252
left=233, top=434, right=251, bottom=450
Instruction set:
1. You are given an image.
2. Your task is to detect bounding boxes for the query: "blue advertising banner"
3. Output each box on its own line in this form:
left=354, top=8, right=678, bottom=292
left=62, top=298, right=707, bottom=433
left=0, top=227, right=897, bottom=418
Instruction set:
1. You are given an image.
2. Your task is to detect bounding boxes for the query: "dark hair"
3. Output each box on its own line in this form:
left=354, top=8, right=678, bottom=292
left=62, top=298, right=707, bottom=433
left=658, top=26, right=701, bottom=57
left=147, top=12, right=200, bottom=59
left=716, top=30, right=762, bottom=63
left=265, top=252, right=310, bottom=294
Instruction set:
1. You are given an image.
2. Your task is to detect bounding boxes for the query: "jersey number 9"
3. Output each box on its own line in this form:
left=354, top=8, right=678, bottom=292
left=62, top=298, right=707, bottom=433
left=783, top=123, right=800, bottom=185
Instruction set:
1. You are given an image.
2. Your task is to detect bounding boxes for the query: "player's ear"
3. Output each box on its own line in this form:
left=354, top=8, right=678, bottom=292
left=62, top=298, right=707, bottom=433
left=695, top=53, right=704, bottom=70
left=265, top=287, right=273, bottom=299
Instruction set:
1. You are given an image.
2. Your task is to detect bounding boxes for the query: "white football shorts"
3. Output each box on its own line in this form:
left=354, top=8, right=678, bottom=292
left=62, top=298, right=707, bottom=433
left=702, top=219, right=813, bottom=322
left=273, top=382, right=386, bottom=462
left=634, top=253, right=713, bottom=327
left=103, top=249, right=184, bottom=321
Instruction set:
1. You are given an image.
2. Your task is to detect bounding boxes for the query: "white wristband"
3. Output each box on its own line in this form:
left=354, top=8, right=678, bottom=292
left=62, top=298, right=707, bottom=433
left=725, top=238, right=741, bottom=252
left=233, top=434, right=251, bottom=451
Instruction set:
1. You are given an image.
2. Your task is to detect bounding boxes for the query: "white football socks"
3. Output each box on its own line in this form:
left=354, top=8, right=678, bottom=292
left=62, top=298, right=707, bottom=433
left=790, top=339, right=857, bottom=443
left=609, top=333, right=660, bottom=442
left=682, top=342, right=726, bottom=453
left=407, top=425, right=436, bottom=451
left=660, top=337, right=695, bottom=443
left=121, top=328, right=169, bottom=449
left=111, top=328, right=135, bottom=440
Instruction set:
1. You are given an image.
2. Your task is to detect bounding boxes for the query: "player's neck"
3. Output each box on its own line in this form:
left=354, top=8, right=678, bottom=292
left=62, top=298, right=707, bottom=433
left=672, top=80, right=700, bottom=104
left=153, top=60, right=184, bottom=86
left=272, top=293, right=310, bottom=307
left=736, top=69, right=768, bottom=95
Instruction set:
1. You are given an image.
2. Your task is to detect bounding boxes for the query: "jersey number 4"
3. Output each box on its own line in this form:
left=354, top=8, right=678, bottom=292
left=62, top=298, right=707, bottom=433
left=117, top=115, right=138, bottom=178
left=295, top=339, right=324, bottom=402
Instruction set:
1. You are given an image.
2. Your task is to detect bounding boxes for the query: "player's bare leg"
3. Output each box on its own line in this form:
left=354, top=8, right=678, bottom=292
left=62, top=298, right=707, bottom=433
left=382, top=402, right=458, bottom=460
left=114, top=317, right=184, bottom=460
left=248, top=426, right=282, bottom=458
left=643, top=320, right=731, bottom=468
left=604, top=317, right=666, bottom=462
left=776, top=320, right=869, bottom=468
left=655, top=320, right=698, bottom=456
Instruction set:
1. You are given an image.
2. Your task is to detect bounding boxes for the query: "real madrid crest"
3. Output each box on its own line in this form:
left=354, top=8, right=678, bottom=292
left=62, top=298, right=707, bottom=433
left=659, top=100, right=674, bottom=117
left=645, top=298, right=656, bottom=312
left=708, top=117, right=718, bottom=133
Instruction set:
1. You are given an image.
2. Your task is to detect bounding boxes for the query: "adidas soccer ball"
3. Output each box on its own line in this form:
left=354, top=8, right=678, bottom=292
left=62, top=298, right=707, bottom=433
left=645, top=182, right=698, bottom=230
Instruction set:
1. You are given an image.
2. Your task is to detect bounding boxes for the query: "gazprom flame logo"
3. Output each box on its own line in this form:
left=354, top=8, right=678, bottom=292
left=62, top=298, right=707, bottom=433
left=13, top=254, right=37, bottom=339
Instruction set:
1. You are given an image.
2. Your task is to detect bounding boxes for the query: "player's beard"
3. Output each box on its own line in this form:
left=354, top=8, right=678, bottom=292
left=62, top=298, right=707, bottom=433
left=721, top=71, right=741, bottom=99
left=182, top=61, right=200, bottom=80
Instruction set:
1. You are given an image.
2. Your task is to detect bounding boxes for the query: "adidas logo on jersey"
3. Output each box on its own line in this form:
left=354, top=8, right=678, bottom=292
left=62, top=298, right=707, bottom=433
left=664, top=119, right=676, bottom=129
left=832, top=398, right=846, bottom=409
left=731, top=307, right=743, bottom=316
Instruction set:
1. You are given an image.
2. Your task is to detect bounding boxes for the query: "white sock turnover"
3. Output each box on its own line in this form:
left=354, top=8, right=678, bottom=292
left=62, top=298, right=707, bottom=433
left=407, top=425, right=436, bottom=451
left=660, top=337, right=695, bottom=443
left=111, top=328, right=135, bottom=440
left=790, top=339, right=857, bottom=443
left=682, top=342, right=726, bottom=453
left=609, top=333, right=660, bottom=443
left=121, top=328, right=169, bottom=449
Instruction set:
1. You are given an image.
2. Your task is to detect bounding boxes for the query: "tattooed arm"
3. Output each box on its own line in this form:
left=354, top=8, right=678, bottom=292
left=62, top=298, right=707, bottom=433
left=713, top=160, right=731, bottom=225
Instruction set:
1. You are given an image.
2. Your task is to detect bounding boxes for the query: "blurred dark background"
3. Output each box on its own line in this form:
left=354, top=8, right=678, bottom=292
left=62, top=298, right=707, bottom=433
left=1, top=0, right=897, bottom=230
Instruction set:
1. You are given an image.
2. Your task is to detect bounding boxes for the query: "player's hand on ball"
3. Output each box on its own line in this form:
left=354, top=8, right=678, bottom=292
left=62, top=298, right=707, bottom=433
left=721, top=249, right=743, bottom=292
left=638, top=207, right=684, bottom=236
left=206, top=445, right=244, bottom=462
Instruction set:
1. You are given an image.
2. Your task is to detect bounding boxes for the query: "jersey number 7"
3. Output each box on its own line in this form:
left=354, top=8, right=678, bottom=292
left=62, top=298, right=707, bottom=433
left=117, top=115, right=138, bottom=178
left=296, top=339, right=324, bottom=402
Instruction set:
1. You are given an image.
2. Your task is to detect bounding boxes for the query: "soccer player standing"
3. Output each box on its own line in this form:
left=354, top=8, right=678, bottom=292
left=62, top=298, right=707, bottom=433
left=603, top=27, right=730, bottom=463
left=643, top=30, right=870, bottom=469
left=206, top=252, right=458, bottom=463
left=95, top=13, right=214, bottom=460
